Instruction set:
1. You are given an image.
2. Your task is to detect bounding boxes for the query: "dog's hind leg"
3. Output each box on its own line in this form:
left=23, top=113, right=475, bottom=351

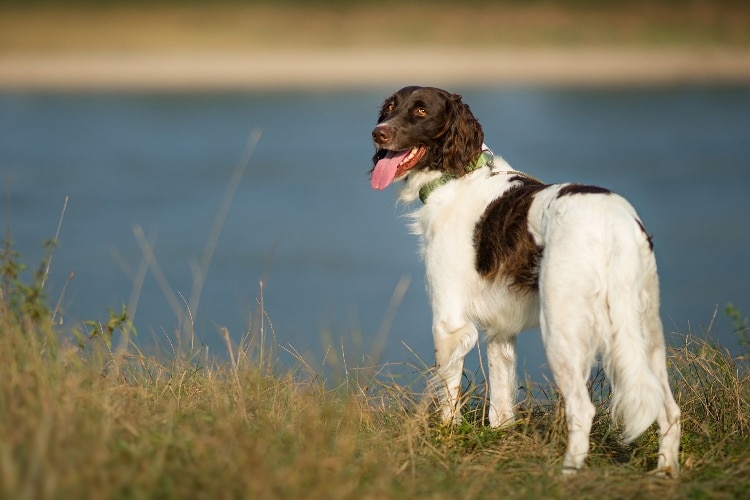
left=647, top=315, right=681, bottom=478
left=655, top=373, right=681, bottom=478
left=540, top=306, right=597, bottom=473
left=558, top=376, right=596, bottom=473
left=486, top=334, right=518, bottom=427
left=431, top=316, right=478, bottom=426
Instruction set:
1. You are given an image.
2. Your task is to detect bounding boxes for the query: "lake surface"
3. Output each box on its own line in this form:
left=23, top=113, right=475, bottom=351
left=2, top=86, right=749, bottom=381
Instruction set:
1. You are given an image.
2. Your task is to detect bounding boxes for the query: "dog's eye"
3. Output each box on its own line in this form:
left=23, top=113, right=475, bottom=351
left=415, top=107, right=427, bottom=116
left=385, top=102, right=395, bottom=113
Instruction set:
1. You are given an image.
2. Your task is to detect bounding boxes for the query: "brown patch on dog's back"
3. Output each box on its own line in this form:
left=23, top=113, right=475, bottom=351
left=557, top=183, right=612, bottom=198
left=474, top=178, right=547, bottom=290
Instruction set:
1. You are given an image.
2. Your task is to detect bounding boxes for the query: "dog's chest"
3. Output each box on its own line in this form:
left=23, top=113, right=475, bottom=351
left=411, top=176, right=544, bottom=334
left=413, top=182, right=489, bottom=257
left=417, top=198, right=541, bottom=335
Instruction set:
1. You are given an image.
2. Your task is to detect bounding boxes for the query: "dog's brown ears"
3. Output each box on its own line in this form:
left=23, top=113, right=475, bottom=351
left=440, top=95, right=484, bottom=177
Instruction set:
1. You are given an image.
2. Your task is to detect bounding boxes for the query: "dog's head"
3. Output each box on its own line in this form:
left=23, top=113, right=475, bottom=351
left=370, top=86, right=484, bottom=190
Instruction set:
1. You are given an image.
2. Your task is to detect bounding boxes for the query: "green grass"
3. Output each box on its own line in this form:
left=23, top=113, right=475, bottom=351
left=2, top=235, right=750, bottom=499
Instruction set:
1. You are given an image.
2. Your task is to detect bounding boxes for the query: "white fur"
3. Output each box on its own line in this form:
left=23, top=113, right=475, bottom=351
left=400, top=154, right=681, bottom=476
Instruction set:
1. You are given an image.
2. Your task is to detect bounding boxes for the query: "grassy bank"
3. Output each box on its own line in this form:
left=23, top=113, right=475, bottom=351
left=1, top=1, right=749, bottom=55
left=3, top=1, right=749, bottom=89
left=2, top=243, right=750, bottom=498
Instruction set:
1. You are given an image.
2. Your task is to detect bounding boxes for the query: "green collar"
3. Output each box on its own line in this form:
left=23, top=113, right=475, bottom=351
left=418, top=150, right=493, bottom=204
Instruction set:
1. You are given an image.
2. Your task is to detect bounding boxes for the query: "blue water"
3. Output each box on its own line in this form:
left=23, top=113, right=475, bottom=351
left=2, top=86, right=749, bottom=381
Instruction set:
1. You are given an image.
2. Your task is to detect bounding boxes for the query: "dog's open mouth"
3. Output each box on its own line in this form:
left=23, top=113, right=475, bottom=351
left=370, top=146, right=427, bottom=190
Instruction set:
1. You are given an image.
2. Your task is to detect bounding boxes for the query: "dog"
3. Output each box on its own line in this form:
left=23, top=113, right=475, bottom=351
left=369, top=86, right=681, bottom=477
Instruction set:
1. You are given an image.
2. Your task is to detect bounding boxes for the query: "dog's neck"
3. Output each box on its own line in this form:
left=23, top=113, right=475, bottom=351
left=398, top=169, right=443, bottom=204
left=417, top=150, right=494, bottom=203
left=398, top=149, right=494, bottom=204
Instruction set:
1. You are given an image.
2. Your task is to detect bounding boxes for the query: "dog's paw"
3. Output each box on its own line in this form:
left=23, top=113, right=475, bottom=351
left=649, top=465, right=680, bottom=480
left=560, top=466, right=580, bottom=476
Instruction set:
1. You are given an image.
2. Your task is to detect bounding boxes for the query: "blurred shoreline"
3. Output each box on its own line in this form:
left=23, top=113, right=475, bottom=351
left=2, top=47, right=750, bottom=90
left=2, top=2, right=749, bottom=90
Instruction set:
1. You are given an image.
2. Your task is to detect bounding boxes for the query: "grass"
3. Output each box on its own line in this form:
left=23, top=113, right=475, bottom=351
left=2, top=235, right=750, bottom=499
left=1, top=1, right=749, bottom=54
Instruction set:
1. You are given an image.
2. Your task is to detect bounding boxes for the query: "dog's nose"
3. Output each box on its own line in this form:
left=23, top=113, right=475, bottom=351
left=372, top=124, right=392, bottom=145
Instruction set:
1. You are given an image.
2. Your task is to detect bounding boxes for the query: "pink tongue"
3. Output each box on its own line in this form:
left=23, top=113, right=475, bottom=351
left=370, top=149, right=410, bottom=190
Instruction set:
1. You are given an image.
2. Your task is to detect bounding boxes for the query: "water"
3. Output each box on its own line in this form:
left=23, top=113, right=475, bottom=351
left=2, top=86, right=749, bottom=381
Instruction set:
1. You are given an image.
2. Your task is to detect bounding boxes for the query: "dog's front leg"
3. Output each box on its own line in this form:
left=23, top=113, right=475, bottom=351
left=486, top=334, right=518, bottom=427
left=432, top=318, right=478, bottom=426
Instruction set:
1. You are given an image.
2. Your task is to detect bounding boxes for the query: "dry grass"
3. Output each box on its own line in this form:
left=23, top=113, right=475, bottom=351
left=1, top=256, right=749, bottom=498
left=1, top=1, right=749, bottom=55
left=3, top=2, right=750, bottom=89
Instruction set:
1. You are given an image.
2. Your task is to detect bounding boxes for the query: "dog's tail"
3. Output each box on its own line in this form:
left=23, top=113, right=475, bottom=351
left=603, top=222, right=664, bottom=443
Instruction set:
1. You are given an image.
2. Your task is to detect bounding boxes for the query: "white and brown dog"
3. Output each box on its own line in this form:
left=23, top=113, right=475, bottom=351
left=369, top=86, right=680, bottom=476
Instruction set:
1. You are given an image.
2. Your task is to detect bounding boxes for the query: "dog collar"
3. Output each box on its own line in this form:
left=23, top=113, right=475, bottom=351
left=418, top=150, right=494, bottom=204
